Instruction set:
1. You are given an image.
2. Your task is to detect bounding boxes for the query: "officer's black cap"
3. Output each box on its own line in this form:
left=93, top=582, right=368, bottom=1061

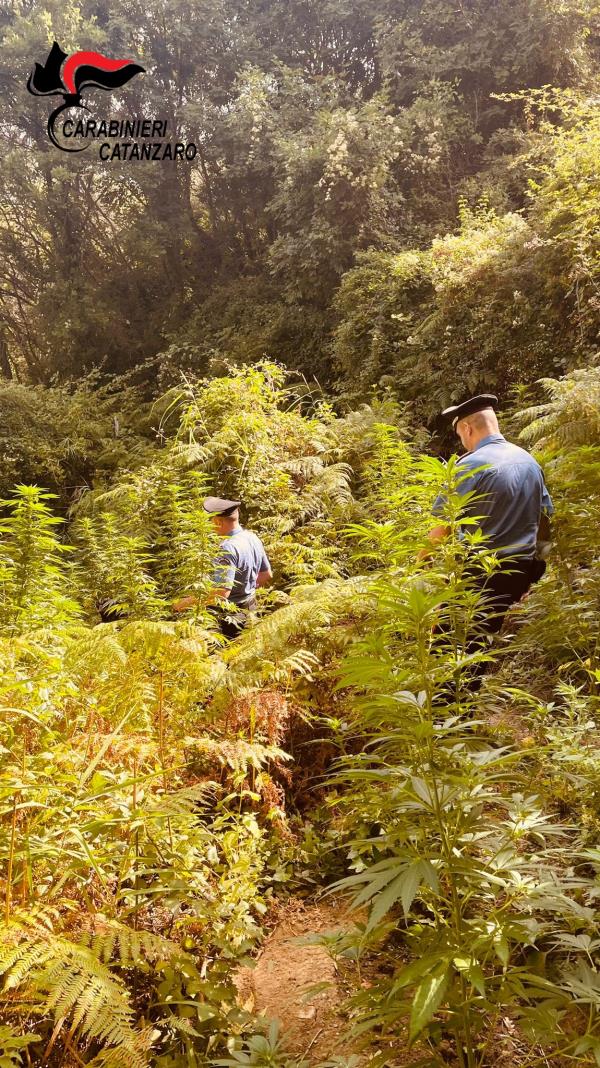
left=442, top=394, right=499, bottom=429
left=203, top=496, right=241, bottom=517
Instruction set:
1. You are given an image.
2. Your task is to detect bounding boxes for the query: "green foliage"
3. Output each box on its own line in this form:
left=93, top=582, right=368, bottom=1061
left=517, top=365, right=600, bottom=451
left=332, top=90, right=600, bottom=413
left=0, top=451, right=293, bottom=1064
left=0, top=381, right=151, bottom=506
left=72, top=460, right=220, bottom=618
left=3, top=6, right=600, bottom=1066
left=0, top=1026, right=40, bottom=1068
left=316, top=500, right=600, bottom=1065
left=509, top=366, right=600, bottom=671
left=0, top=368, right=420, bottom=1065
left=1, top=0, right=598, bottom=386
left=215, top=1020, right=308, bottom=1068
left=67, top=364, right=412, bottom=612
left=0, top=921, right=152, bottom=1068
left=2, top=363, right=600, bottom=1068
left=0, top=485, right=79, bottom=631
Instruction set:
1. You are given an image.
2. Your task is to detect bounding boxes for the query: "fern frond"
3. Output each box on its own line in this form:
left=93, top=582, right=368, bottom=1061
left=0, top=924, right=149, bottom=1068
left=224, top=576, right=373, bottom=687
left=0, top=937, right=54, bottom=990
left=66, top=628, right=128, bottom=677
left=117, top=619, right=178, bottom=656
left=49, top=943, right=148, bottom=1065
left=86, top=1030, right=154, bottom=1068
left=192, top=736, right=291, bottom=773
left=144, top=781, right=217, bottom=819
left=81, top=919, right=180, bottom=967
left=171, top=441, right=209, bottom=465
left=517, top=367, right=600, bottom=450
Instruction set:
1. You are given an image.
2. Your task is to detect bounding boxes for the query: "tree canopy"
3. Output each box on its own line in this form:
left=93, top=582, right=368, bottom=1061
left=1, top=0, right=599, bottom=400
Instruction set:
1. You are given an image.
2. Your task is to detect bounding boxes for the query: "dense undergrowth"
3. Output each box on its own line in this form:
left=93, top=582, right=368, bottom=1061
left=2, top=364, right=600, bottom=1067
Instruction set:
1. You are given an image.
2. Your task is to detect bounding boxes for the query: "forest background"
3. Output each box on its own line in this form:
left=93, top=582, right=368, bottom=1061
left=2, top=2, right=600, bottom=1068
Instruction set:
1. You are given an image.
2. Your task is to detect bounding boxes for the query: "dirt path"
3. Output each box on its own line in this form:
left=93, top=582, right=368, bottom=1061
left=235, top=897, right=362, bottom=1064
left=235, top=896, right=547, bottom=1068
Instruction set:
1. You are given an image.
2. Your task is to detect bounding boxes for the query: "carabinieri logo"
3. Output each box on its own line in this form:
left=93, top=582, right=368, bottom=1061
left=27, top=42, right=196, bottom=160
left=27, top=41, right=145, bottom=151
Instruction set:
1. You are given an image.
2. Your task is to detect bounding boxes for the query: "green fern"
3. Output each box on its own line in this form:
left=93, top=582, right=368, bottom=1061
left=224, top=576, right=374, bottom=690
left=0, top=923, right=150, bottom=1067
left=517, top=367, right=600, bottom=451
left=81, top=918, right=181, bottom=967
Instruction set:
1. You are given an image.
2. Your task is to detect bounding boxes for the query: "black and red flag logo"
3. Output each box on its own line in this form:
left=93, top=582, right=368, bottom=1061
left=27, top=41, right=144, bottom=150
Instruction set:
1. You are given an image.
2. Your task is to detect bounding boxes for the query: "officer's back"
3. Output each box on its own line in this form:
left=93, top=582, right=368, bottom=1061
left=455, top=433, right=552, bottom=558
left=215, top=525, right=271, bottom=606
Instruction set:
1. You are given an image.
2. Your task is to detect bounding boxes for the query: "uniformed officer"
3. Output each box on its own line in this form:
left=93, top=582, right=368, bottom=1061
left=173, top=497, right=273, bottom=638
left=425, top=394, right=554, bottom=639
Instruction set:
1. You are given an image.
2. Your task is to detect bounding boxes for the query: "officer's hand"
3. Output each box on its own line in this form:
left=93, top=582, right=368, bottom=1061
left=173, top=595, right=197, bottom=612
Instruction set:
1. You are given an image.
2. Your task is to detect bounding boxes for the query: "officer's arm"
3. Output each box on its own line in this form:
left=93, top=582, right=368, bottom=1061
left=256, top=545, right=273, bottom=588
left=418, top=524, right=451, bottom=561
left=208, top=546, right=236, bottom=602
left=418, top=482, right=453, bottom=560
left=173, top=585, right=232, bottom=611
left=206, top=586, right=232, bottom=602
left=541, top=482, right=554, bottom=517
left=173, top=594, right=197, bottom=612
left=428, top=524, right=451, bottom=544
left=419, top=456, right=480, bottom=560
left=173, top=547, right=235, bottom=611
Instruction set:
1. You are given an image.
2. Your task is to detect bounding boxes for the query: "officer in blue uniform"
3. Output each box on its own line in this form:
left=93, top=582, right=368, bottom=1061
left=173, top=497, right=273, bottom=638
left=426, top=393, right=554, bottom=641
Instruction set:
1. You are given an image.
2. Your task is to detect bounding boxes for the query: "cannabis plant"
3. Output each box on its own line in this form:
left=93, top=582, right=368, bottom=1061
left=321, top=472, right=600, bottom=1067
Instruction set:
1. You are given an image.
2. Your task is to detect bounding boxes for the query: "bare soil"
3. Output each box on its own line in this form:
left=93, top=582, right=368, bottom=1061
left=234, top=889, right=569, bottom=1067
left=235, top=897, right=429, bottom=1066
left=235, top=897, right=356, bottom=1063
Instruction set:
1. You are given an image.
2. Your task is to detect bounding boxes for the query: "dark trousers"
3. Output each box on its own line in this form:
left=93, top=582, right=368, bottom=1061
left=438, top=557, right=546, bottom=695
left=470, top=556, right=546, bottom=637
left=473, top=557, right=546, bottom=690
left=209, top=596, right=257, bottom=640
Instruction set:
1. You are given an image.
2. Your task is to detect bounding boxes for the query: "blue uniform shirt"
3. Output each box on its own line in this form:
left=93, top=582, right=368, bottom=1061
left=212, top=525, right=272, bottom=605
left=432, top=433, right=554, bottom=558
